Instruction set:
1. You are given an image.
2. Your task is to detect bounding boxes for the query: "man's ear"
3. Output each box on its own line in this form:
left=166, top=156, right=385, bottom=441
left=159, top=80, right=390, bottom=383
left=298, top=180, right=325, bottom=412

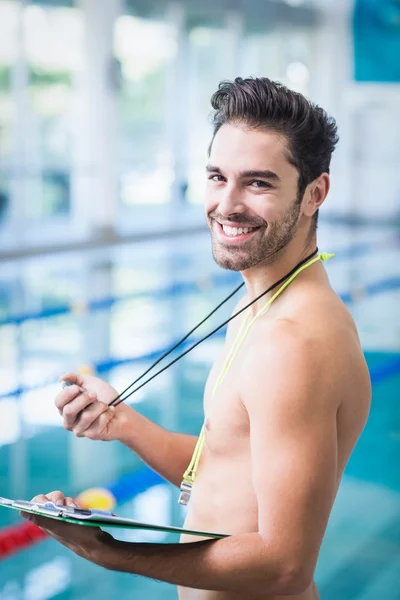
left=303, top=174, right=330, bottom=218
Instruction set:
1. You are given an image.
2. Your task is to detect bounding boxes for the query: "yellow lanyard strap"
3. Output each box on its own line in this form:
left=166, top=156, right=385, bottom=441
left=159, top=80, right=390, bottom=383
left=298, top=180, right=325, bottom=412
left=182, top=252, right=334, bottom=486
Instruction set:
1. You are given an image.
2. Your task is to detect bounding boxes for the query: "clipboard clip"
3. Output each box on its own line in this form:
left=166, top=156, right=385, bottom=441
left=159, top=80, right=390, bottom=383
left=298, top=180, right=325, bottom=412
left=13, top=500, right=95, bottom=518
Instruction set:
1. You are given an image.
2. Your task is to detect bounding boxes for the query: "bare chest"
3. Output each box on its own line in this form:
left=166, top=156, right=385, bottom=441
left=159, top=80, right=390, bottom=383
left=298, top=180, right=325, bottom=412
left=201, top=345, right=250, bottom=457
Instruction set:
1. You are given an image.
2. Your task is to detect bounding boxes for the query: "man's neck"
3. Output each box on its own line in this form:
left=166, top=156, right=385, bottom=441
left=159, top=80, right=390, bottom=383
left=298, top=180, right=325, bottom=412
left=240, top=237, right=318, bottom=316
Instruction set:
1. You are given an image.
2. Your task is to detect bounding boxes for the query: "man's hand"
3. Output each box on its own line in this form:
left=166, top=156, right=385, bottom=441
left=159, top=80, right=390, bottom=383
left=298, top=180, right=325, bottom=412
left=56, top=373, right=197, bottom=489
left=55, top=373, right=134, bottom=442
left=18, top=491, right=308, bottom=595
left=20, top=491, right=112, bottom=564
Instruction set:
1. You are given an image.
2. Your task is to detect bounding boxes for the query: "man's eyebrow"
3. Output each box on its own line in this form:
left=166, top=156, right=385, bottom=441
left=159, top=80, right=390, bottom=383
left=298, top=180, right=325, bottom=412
left=206, top=164, right=222, bottom=173
left=205, top=165, right=281, bottom=182
left=240, top=170, right=281, bottom=182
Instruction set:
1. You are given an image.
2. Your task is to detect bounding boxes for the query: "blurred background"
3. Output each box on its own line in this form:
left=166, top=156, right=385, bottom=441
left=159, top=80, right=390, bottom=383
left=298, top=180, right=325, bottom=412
left=0, top=0, right=399, bottom=598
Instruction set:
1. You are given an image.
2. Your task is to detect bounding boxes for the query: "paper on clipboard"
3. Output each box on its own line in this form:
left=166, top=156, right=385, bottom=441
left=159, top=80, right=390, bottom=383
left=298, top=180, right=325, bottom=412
left=0, top=496, right=228, bottom=539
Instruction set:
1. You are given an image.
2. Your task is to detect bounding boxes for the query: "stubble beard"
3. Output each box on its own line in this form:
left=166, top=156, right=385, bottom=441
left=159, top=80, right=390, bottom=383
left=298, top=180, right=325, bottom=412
left=209, top=198, right=302, bottom=272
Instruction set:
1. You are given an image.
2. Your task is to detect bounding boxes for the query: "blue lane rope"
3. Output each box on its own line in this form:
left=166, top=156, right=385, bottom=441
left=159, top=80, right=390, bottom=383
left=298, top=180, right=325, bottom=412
left=1, top=275, right=400, bottom=401
left=1, top=237, right=399, bottom=328
left=107, top=468, right=164, bottom=505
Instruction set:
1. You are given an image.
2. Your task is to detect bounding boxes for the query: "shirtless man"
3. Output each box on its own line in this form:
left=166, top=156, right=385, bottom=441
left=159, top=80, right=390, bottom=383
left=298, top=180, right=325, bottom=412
left=24, top=77, right=371, bottom=599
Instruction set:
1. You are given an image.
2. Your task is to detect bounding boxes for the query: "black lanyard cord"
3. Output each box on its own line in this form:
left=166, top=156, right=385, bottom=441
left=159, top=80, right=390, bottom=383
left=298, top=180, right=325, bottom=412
left=108, top=280, right=245, bottom=406
left=108, top=247, right=318, bottom=408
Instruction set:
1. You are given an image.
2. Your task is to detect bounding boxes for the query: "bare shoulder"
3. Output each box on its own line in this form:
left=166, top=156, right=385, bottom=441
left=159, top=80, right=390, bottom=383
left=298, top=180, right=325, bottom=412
left=241, top=285, right=371, bottom=416
left=251, top=284, right=358, bottom=358
left=287, top=283, right=359, bottom=342
left=273, top=283, right=363, bottom=358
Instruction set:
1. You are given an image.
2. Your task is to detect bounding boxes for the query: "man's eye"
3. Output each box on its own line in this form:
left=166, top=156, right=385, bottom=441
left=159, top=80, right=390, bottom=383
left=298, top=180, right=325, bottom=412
left=209, top=175, right=224, bottom=182
left=250, top=180, right=271, bottom=188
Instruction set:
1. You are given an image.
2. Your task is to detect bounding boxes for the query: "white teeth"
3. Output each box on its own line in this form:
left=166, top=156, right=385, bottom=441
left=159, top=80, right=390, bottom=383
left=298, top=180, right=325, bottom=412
left=222, top=225, right=254, bottom=236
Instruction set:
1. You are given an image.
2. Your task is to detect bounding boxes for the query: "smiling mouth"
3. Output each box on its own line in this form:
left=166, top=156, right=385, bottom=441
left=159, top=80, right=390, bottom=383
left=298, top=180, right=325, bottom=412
left=215, top=221, right=261, bottom=241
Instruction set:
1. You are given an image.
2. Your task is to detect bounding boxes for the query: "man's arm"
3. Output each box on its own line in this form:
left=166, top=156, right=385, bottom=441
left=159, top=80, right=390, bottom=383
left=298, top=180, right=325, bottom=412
left=55, top=373, right=198, bottom=488
left=242, top=319, right=340, bottom=584
left=26, top=510, right=304, bottom=597
left=117, top=410, right=198, bottom=488
left=31, top=319, right=343, bottom=596
left=92, top=532, right=304, bottom=596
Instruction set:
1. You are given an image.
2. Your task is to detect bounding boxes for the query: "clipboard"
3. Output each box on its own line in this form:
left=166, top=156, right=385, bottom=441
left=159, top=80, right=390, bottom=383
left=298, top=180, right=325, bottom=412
left=0, top=497, right=228, bottom=539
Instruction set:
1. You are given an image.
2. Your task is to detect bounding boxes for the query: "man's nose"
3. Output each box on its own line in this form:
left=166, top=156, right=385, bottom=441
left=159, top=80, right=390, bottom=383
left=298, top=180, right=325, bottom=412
left=217, top=184, right=246, bottom=216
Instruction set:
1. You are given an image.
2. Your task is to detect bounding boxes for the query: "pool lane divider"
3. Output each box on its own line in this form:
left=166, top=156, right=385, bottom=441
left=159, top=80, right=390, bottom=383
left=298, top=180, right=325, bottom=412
left=1, top=236, right=399, bottom=328
left=0, top=519, right=47, bottom=560
left=1, top=272, right=400, bottom=400
left=1, top=351, right=400, bottom=560
left=367, top=355, right=400, bottom=384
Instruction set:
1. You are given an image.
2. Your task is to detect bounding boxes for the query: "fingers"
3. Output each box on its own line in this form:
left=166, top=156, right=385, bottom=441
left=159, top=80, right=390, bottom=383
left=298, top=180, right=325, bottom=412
left=47, top=491, right=67, bottom=505
left=31, top=491, right=68, bottom=505
left=20, top=492, right=79, bottom=524
left=55, top=384, right=87, bottom=415
left=61, top=392, right=97, bottom=430
left=72, top=402, right=111, bottom=437
left=78, top=406, right=115, bottom=440
left=46, top=493, right=79, bottom=508
left=56, top=372, right=87, bottom=415
left=20, top=493, right=51, bottom=520
left=65, top=497, right=80, bottom=508
left=31, top=494, right=51, bottom=504
left=59, top=372, right=85, bottom=388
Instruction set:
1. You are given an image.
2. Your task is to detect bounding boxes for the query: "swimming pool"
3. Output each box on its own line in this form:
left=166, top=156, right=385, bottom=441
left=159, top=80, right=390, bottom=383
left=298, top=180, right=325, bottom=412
left=0, top=222, right=399, bottom=599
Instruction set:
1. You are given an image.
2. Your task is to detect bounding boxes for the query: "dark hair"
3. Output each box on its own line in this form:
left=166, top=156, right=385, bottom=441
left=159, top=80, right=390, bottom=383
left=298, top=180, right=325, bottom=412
left=209, top=77, right=339, bottom=227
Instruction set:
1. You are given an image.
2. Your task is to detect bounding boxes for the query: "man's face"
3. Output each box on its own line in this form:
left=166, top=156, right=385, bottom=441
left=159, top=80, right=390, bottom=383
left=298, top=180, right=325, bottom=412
left=205, top=123, right=303, bottom=271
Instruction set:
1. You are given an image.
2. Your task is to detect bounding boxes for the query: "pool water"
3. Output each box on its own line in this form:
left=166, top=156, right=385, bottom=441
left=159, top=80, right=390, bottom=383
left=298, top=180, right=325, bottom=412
left=0, top=223, right=399, bottom=599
